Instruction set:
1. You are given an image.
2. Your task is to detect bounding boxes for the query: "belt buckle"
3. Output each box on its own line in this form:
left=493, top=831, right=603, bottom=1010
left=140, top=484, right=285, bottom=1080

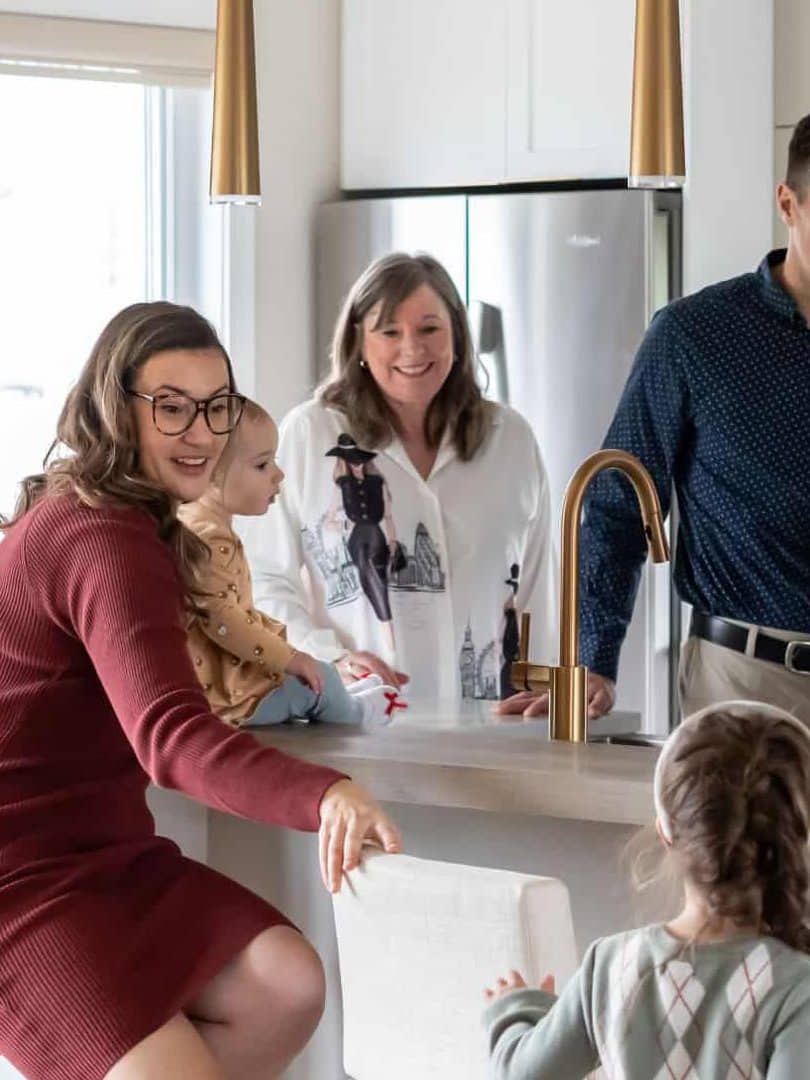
left=785, top=640, right=810, bottom=675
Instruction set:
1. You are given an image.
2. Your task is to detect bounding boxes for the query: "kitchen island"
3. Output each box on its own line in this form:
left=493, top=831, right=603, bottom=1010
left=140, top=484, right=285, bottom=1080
left=150, top=702, right=665, bottom=1079
left=239, top=700, right=658, bottom=825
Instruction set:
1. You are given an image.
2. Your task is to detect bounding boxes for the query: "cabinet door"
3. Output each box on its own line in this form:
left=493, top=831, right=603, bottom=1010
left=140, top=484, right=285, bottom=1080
left=341, top=0, right=506, bottom=190
left=506, top=0, right=635, bottom=181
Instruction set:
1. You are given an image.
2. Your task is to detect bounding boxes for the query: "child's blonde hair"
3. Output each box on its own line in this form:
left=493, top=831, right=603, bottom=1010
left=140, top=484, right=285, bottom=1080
left=212, top=398, right=274, bottom=486
left=653, top=705, right=810, bottom=951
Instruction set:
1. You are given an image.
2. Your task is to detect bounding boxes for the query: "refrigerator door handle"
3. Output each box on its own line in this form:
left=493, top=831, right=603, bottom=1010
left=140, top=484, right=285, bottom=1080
left=468, top=299, right=510, bottom=404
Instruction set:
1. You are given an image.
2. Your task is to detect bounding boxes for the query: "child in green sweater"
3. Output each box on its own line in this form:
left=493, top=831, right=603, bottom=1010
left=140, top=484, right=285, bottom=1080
left=483, top=700, right=810, bottom=1078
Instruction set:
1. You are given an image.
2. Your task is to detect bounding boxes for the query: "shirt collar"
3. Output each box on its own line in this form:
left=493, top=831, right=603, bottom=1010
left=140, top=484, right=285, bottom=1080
left=380, top=429, right=456, bottom=483
left=379, top=404, right=504, bottom=482
left=427, top=425, right=458, bottom=479
left=757, top=249, right=805, bottom=325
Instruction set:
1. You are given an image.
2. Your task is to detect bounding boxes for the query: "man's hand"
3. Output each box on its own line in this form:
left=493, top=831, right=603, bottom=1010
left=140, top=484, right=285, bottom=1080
left=494, top=673, right=616, bottom=720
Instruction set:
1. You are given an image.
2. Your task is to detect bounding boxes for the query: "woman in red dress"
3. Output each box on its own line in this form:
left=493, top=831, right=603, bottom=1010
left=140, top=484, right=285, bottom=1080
left=0, top=302, right=401, bottom=1080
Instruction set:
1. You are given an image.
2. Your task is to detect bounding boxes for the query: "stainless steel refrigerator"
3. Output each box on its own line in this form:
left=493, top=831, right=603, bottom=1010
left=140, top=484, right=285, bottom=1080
left=315, top=189, right=682, bottom=734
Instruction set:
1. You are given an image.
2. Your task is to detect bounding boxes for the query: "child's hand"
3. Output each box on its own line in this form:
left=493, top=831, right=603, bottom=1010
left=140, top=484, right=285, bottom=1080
left=336, top=650, right=410, bottom=690
left=285, top=650, right=324, bottom=694
left=483, top=971, right=555, bottom=1002
left=484, top=970, right=527, bottom=1002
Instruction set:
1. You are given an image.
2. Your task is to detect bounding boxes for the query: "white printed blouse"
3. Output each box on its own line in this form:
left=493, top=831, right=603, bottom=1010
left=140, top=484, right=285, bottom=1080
left=242, top=400, right=556, bottom=703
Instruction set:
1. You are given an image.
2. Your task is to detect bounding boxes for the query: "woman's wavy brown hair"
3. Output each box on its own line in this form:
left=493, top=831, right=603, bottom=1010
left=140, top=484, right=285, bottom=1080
left=318, top=252, right=493, bottom=460
left=657, top=706, right=810, bottom=951
left=1, top=301, right=235, bottom=588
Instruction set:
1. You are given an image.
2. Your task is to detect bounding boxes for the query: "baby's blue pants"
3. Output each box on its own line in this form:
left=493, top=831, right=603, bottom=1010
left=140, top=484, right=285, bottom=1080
left=248, top=660, right=363, bottom=727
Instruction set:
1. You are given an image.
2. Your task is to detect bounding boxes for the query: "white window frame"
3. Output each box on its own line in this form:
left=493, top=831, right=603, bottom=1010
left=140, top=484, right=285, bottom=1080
left=0, top=12, right=257, bottom=395
left=0, top=12, right=214, bottom=85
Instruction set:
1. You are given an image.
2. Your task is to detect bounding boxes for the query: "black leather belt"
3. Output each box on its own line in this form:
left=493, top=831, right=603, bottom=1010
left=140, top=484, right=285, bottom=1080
left=690, top=611, right=810, bottom=675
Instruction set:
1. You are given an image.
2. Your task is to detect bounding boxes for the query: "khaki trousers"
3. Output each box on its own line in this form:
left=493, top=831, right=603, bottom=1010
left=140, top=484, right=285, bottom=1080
left=678, top=636, right=810, bottom=726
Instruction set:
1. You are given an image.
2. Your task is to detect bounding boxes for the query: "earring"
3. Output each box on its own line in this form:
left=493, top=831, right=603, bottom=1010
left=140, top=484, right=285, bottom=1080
left=359, top=359, right=368, bottom=369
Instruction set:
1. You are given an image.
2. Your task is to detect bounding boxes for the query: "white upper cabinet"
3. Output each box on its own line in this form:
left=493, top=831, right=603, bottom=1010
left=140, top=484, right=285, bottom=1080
left=506, top=0, right=636, bottom=181
left=342, top=0, right=637, bottom=189
left=341, top=0, right=507, bottom=190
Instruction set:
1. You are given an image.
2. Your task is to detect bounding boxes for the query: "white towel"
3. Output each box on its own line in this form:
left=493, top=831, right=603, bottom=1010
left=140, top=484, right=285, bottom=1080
left=333, top=850, right=578, bottom=1080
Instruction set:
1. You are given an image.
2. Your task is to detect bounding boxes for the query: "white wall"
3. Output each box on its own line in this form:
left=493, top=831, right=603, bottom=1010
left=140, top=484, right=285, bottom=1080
left=0, top=1, right=215, bottom=28
left=252, top=0, right=341, bottom=419
left=682, top=0, right=774, bottom=294
left=773, top=0, right=810, bottom=248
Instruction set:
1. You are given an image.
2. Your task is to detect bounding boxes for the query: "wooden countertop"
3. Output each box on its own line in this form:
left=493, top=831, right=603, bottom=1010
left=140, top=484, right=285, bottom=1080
left=252, top=701, right=660, bottom=826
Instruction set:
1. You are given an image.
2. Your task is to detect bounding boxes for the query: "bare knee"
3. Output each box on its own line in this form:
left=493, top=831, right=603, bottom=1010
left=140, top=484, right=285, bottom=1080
left=280, top=934, right=326, bottom=1028
left=105, top=1013, right=222, bottom=1079
left=247, top=927, right=326, bottom=1030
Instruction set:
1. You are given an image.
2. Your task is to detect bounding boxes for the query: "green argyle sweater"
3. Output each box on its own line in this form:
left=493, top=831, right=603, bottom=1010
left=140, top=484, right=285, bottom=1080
left=483, top=924, right=810, bottom=1079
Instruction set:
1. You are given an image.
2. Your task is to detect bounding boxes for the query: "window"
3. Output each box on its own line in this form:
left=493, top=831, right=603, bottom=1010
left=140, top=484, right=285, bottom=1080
left=0, top=19, right=228, bottom=519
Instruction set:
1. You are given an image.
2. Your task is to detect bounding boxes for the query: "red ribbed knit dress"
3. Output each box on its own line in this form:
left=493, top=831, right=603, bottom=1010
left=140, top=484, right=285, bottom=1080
left=0, top=496, right=346, bottom=1080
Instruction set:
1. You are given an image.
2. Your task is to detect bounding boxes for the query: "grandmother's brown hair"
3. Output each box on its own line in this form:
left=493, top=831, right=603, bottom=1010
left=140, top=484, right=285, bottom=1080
left=658, top=707, right=810, bottom=951
left=318, top=252, right=493, bottom=460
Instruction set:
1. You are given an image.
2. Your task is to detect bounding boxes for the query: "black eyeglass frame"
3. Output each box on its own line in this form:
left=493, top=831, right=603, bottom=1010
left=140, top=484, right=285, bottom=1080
left=127, top=390, right=246, bottom=436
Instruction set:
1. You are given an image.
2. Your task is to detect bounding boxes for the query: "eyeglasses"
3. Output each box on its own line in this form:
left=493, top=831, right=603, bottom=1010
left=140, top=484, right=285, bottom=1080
left=128, top=390, right=245, bottom=436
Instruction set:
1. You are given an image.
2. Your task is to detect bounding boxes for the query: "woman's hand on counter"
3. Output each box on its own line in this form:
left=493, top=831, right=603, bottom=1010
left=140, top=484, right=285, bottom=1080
left=318, top=779, right=402, bottom=893
left=494, top=673, right=616, bottom=720
left=336, top=650, right=410, bottom=690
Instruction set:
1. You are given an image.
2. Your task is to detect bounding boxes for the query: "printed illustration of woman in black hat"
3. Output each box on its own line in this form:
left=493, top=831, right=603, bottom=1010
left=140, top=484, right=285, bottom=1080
left=500, top=562, right=520, bottom=699
left=325, top=434, right=400, bottom=651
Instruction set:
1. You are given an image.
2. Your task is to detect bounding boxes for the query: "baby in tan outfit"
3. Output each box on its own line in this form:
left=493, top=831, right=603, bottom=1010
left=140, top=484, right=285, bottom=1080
left=178, top=400, right=397, bottom=728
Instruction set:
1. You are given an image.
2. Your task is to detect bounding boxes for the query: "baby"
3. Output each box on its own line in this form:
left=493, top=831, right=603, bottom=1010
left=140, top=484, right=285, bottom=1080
left=178, top=399, right=399, bottom=729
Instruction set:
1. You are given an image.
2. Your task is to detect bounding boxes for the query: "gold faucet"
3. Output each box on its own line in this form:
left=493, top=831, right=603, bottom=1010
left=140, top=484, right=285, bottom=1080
left=512, top=449, right=670, bottom=742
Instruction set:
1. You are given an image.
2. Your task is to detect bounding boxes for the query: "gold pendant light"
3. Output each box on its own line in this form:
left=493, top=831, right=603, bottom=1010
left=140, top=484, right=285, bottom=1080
left=210, top=0, right=261, bottom=204
left=629, top=0, right=685, bottom=189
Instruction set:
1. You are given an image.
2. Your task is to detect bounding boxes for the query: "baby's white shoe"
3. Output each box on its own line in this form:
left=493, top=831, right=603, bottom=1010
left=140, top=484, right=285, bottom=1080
left=354, top=684, right=403, bottom=728
left=346, top=673, right=383, bottom=694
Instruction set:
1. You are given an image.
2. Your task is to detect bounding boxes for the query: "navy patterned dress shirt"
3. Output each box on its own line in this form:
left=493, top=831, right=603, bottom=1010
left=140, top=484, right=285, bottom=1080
left=580, top=249, right=810, bottom=681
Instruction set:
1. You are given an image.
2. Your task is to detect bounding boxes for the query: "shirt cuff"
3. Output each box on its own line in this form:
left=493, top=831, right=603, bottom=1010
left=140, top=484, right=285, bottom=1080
left=580, top=638, right=621, bottom=683
left=482, top=987, right=557, bottom=1028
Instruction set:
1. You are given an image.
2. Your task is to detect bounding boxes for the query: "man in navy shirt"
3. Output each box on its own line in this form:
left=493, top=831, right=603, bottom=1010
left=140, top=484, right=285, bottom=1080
left=501, top=114, right=810, bottom=724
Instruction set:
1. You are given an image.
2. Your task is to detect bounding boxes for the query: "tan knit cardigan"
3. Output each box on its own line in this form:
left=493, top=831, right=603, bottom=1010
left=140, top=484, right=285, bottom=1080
left=178, top=500, right=295, bottom=726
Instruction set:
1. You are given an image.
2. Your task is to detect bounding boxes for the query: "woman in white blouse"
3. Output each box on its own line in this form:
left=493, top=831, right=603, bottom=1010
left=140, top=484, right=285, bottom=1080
left=244, top=252, right=556, bottom=704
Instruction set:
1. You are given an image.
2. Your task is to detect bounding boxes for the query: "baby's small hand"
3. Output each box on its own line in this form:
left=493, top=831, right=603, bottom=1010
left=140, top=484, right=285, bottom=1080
left=484, top=970, right=527, bottom=1002
left=285, top=650, right=324, bottom=694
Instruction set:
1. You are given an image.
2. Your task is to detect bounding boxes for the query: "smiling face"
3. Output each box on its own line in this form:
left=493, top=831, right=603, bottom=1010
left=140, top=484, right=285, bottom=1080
left=360, top=283, right=455, bottom=414
left=130, top=346, right=231, bottom=502
left=219, top=414, right=285, bottom=516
